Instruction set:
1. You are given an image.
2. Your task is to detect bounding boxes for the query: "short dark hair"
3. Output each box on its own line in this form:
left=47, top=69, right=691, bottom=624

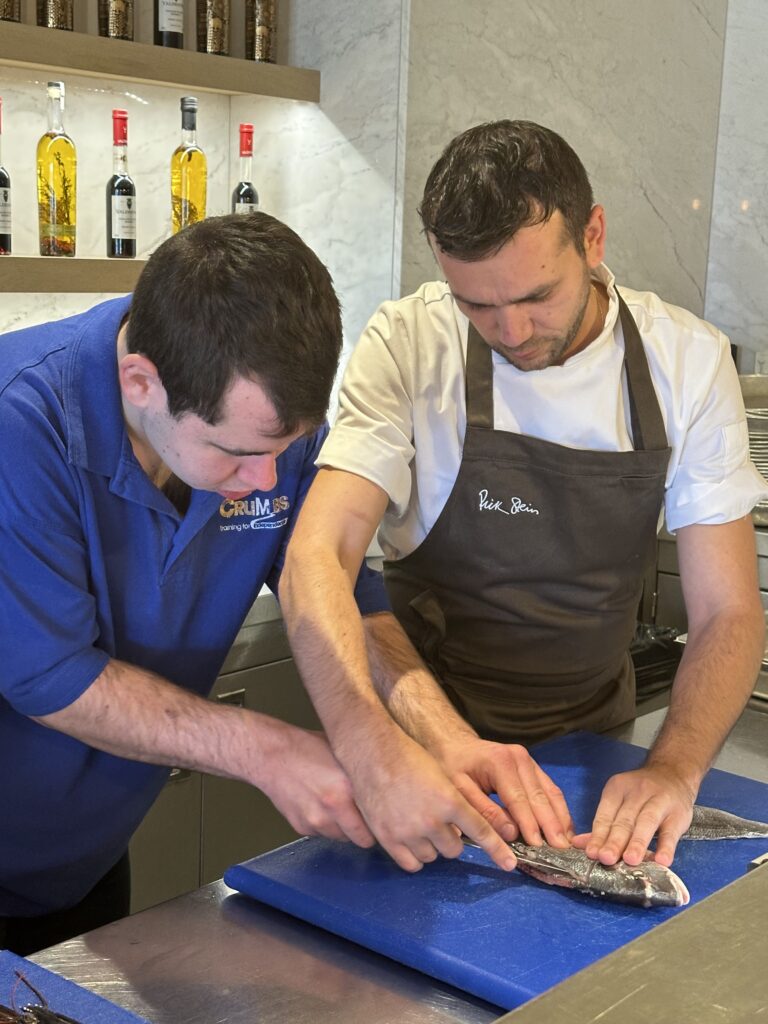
left=419, top=120, right=594, bottom=260
left=127, top=213, right=342, bottom=434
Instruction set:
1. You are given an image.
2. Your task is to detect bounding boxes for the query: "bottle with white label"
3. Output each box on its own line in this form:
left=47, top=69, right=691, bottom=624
left=106, top=109, right=136, bottom=259
left=155, top=0, right=184, bottom=47
left=231, top=123, right=259, bottom=214
left=0, top=97, right=10, bottom=254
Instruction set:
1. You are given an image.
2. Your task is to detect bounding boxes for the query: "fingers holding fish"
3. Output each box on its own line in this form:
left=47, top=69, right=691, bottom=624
left=439, top=738, right=574, bottom=848
left=572, top=766, right=695, bottom=866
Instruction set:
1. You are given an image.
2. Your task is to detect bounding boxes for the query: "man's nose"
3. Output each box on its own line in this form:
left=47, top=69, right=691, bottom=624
left=496, top=305, right=534, bottom=347
left=238, top=455, right=277, bottom=491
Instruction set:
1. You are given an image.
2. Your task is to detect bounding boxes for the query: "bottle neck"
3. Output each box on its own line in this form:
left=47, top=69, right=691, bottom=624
left=113, top=142, right=129, bottom=175
left=47, top=94, right=65, bottom=134
left=238, top=153, right=253, bottom=182
left=181, top=127, right=197, bottom=147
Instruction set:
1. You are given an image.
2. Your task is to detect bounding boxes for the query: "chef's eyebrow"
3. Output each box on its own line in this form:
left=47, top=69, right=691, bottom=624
left=452, top=283, right=555, bottom=308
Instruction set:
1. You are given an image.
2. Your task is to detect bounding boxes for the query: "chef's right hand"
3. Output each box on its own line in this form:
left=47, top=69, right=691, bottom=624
left=338, top=725, right=518, bottom=873
left=437, top=737, right=574, bottom=848
left=254, top=723, right=377, bottom=846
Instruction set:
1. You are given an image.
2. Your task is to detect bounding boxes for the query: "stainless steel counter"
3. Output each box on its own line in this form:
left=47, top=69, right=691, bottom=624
left=32, top=702, right=768, bottom=1023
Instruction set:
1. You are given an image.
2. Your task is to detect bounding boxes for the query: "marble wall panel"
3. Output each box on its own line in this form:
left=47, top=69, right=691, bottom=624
left=400, top=0, right=727, bottom=316
left=704, top=0, right=768, bottom=368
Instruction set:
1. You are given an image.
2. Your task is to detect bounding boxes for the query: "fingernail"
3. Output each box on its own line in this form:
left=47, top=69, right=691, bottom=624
left=503, top=855, right=517, bottom=871
left=500, top=823, right=517, bottom=841
left=566, top=830, right=575, bottom=843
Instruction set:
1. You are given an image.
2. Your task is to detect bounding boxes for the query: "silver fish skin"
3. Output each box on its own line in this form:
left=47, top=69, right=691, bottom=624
left=508, top=842, right=690, bottom=909
left=683, top=805, right=768, bottom=840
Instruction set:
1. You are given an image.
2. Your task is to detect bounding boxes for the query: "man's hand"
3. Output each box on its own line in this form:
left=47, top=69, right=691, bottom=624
left=252, top=724, right=377, bottom=846
left=438, top=738, right=574, bottom=848
left=341, top=727, right=518, bottom=873
left=571, top=765, right=696, bottom=866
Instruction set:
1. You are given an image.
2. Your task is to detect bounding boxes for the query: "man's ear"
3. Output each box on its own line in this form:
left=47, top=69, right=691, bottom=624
left=583, top=204, right=607, bottom=268
left=119, top=352, right=164, bottom=410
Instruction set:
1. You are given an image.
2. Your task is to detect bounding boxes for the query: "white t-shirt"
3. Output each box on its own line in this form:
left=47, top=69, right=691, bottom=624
left=319, top=264, right=768, bottom=562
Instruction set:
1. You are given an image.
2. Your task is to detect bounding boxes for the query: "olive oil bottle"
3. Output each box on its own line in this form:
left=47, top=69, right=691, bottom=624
left=37, top=81, right=76, bottom=257
left=170, top=96, right=207, bottom=234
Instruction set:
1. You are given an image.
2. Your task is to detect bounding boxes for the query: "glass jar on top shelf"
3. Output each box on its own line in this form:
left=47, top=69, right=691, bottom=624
left=37, top=0, right=73, bottom=30
left=196, top=0, right=230, bottom=55
left=244, top=0, right=276, bottom=62
left=98, top=0, right=135, bottom=40
left=0, top=0, right=20, bottom=22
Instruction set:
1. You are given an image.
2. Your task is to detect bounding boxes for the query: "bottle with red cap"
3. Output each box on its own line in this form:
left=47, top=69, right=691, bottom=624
left=106, top=109, right=136, bottom=258
left=231, top=122, right=259, bottom=214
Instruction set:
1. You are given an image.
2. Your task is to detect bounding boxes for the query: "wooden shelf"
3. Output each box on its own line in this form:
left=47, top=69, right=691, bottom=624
left=0, top=255, right=146, bottom=292
left=0, top=22, right=320, bottom=102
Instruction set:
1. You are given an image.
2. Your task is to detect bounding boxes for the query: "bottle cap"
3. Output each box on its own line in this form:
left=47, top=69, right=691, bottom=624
left=47, top=81, right=65, bottom=99
left=112, top=109, right=128, bottom=146
left=180, top=96, right=198, bottom=113
left=239, top=122, right=254, bottom=157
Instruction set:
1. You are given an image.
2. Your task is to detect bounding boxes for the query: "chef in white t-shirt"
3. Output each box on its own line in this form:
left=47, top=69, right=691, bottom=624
left=280, top=120, right=768, bottom=875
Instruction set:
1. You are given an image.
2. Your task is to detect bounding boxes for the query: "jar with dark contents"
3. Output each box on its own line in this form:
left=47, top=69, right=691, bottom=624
left=98, top=0, right=135, bottom=39
left=196, top=0, right=230, bottom=55
left=0, top=0, right=21, bottom=22
left=244, top=0, right=276, bottom=62
left=37, top=0, right=73, bottom=30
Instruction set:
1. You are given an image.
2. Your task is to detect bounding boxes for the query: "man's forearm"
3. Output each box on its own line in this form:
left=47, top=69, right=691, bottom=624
left=34, top=657, right=295, bottom=790
left=647, top=605, right=765, bottom=788
left=363, top=611, right=478, bottom=756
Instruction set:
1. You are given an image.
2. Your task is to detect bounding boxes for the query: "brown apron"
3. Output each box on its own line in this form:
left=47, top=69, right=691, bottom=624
left=384, top=292, right=671, bottom=744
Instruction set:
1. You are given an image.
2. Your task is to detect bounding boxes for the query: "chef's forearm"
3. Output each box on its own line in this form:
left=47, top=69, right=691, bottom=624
left=33, top=657, right=298, bottom=790
left=363, top=611, right=478, bottom=756
left=646, top=605, right=764, bottom=788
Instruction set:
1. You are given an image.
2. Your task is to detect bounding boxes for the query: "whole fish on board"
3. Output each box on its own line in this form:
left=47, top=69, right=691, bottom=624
left=462, top=837, right=690, bottom=908
left=507, top=842, right=690, bottom=909
left=682, top=805, right=768, bottom=840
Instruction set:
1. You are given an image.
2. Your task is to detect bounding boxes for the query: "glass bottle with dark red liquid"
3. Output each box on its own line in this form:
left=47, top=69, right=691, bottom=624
left=231, top=122, right=259, bottom=214
left=106, top=109, right=136, bottom=258
left=0, top=97, right=11, bottom=254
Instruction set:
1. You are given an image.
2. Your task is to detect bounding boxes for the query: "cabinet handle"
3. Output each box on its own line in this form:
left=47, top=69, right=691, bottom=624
left=217, top=688, right=246, bottom=708
left=168, top=767, right=193, bottom=782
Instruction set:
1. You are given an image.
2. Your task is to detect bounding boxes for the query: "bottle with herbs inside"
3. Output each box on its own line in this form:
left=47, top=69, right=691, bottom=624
left=98, top=0, right=134, bottom=40
left=106, top=109, right=136, bottom=258
left=37, top=0, right=73, bottom=30
left=170, top=96, right=206, bottom=234
left=0, top=98, right=11, bottom=254
left=37, top=81, right=76, bottom=257
left=244, top=0, right=275, bottom=62
left=197, top=0, right=229, bottom=55
left=231, top=123, right=259, bottom=215
left=155, top=0, right=184, bottom=47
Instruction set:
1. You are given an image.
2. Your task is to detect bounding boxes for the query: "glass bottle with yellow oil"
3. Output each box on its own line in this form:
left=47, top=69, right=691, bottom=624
left=170, top=96, right=207, bottom=234
left=37, top=81, right=76, bottom=257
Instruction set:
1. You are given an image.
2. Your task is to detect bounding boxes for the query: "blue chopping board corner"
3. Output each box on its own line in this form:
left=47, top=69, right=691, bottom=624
left=224, top=731, right=768, bottom=1011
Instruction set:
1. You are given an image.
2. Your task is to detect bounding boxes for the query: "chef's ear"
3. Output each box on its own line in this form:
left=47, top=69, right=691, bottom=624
left=119, top=351, right=165, bottom=411
left=583, top=205, right=606, bottom=268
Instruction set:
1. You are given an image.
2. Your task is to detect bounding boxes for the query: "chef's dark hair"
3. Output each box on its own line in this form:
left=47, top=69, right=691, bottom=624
left=126, top=212, right=342, bottom=434
left=419, top=120, right=595, bottom=260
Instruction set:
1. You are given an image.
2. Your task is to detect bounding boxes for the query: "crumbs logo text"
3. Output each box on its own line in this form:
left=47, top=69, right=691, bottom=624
left=219, top=496, right=290, bottom=532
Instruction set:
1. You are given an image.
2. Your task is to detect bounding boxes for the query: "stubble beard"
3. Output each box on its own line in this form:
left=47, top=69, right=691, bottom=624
left=491, top=274, right=593, bottom=372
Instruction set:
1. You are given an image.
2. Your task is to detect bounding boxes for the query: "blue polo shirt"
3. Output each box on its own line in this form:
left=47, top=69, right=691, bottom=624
left=0, top=296, right=389, bottom=917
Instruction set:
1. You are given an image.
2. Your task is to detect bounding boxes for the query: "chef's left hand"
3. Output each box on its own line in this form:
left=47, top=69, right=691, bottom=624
left=571, top=765, right=696, bottom=866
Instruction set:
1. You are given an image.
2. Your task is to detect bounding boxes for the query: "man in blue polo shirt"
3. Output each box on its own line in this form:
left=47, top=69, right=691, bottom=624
left=0, top=214, right=516, bottom=956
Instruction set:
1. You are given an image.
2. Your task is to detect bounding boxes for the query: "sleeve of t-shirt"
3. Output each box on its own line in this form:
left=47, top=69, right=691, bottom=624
left=663, top=327, right=768, bottom=532
left=268, top=424, right=391, bottom=616
left=0, top=389, right=110, bottom=717
left=318, top=303, right=416, bottom=519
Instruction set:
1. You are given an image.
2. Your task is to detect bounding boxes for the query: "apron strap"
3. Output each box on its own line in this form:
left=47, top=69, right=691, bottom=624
left=465, top=289, right=669, bottom=452
left=617, top=289, right=668, bottom=452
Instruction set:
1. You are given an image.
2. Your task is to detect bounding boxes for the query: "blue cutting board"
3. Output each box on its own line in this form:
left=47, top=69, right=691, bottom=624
left=0, top=950, right=150, bottom=1022
left=224, top=732, right=768, bottom=1011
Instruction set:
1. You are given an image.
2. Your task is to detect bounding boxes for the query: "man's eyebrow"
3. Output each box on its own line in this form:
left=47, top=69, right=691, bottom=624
left=208, top=441, right=272, bottom=457
left=452, top=283, right=554, bottom=307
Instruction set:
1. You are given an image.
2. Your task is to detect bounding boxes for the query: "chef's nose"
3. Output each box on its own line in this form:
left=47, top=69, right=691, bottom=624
left=496, top=305, right=534, bottom=347
left=238, top=455, right=278, bottom=491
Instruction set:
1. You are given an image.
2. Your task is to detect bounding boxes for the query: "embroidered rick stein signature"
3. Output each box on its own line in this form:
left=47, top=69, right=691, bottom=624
left=478, top=488, right=540, bottom=516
